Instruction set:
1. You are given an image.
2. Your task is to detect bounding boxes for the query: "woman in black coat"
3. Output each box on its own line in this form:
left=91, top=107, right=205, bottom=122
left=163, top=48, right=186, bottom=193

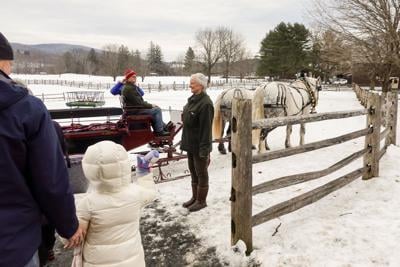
left=180, top=73, right=214, bottom=212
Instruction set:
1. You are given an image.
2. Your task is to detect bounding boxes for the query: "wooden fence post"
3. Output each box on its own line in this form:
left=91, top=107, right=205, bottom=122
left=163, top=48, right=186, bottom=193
left=231, top=97, right=253, bottom=254
left=387, top=78, right=398, bottom=146
left=363, top=92, right=381, bottom=179
left=381, top=91, right=388, bottom=128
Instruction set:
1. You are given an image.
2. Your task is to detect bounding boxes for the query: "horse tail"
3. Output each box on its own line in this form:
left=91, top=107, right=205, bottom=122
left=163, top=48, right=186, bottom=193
left=212, top=94, right=223, bottom=140
left=251, top=85, right=266, bottom=147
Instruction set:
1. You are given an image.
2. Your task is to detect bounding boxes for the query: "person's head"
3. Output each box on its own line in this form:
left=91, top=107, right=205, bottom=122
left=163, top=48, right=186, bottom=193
left=0, top=32, right=14, bottom=75
left=124, top=69, right=137, bottom=84
left=190, top=73, right=208, bottom=95
left=82, top=141, right=131, bottom=193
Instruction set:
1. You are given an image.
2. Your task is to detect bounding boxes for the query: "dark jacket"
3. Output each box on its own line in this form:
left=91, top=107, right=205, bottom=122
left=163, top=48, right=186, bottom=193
left=122, top=82, right=152, bottom=108
left=180, top=92, right=214, bottom=157
left=0, top=70, right=78, bottom=267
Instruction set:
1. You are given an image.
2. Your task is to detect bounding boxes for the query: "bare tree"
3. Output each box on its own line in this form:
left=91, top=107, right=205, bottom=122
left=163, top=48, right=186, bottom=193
left=100, top=44, right=120, bottom=81
left=312, top=30, right=352, bottom=82
left=130, top=49, right=146, bottom=81
left=195, top=27, right=225, bottom=83
left=86, top=48, right=99, bottom=75
left=311, top=0, right=400, bottom=91
left=220, top=28, right=246, bottom=82
left=233, top=50, right=257, bottom=80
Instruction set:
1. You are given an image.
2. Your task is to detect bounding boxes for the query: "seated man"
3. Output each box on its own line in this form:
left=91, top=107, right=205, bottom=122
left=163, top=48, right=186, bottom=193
left=121, top=69, right=170, bottom=136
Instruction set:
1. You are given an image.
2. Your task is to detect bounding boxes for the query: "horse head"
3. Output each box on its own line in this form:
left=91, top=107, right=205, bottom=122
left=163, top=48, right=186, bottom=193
left=304, top=76, right=322, bottom=92
left=304, top=76, right=322, bottom=106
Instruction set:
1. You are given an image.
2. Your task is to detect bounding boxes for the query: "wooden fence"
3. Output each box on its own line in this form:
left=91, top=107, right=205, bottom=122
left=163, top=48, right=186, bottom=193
left=22, top=78, right=264, bottom=92
left=230, top=78, right=399, bottom=254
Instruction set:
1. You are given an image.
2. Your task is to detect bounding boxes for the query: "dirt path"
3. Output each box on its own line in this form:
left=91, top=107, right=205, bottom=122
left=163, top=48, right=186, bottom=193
left=47, top=200, right=226, bottom=267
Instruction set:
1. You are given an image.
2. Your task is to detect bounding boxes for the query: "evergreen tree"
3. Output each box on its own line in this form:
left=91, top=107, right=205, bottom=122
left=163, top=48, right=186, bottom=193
left=146, top=42, right=166, bottom=75
left=117, top=45, right=131, bottom=74
left=257, top=22, right=311, bottom=78
left=183, top=47, right=195, bottom=74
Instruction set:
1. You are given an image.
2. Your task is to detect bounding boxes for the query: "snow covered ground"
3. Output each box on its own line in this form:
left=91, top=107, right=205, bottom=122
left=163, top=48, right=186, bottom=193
left=25, top=76, right=400, bottom=267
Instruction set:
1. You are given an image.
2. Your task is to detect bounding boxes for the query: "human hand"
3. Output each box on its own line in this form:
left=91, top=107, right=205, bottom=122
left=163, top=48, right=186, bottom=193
left=64, top=225, right=86, bottom=249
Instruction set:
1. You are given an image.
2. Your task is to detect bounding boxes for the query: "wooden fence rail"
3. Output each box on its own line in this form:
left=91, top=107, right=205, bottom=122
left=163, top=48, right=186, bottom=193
left=252, top=147, right=370, bottom=195
left=252, top=109, right=368, bottom=129
left=251, top=167, right=366, bottom=227
left=231, top=78, right=398, bottom=256
left=252, top=127, right=371, bottom=163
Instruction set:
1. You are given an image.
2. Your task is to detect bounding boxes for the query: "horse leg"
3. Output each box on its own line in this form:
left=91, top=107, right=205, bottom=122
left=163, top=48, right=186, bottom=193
left=285, top=124, right=292, bottom=148
left=300, top=123, right=305, bottom=146
left=227, top=124, right=232, bottom=152
left=218, top=121, right=227, bottom=154
left=262, top=129, right=270, bottom=151
left=264, top=134, right=270, bottom=151
left=258, top=129, right=267, bottom=153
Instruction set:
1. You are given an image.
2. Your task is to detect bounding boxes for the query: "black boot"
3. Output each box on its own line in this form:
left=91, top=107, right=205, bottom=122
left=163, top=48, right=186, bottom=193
left=188, top=186, right=208, bottom=212
left=182, top=183, right=197, bottom=208
left=155, top=130, right=170, bottom=136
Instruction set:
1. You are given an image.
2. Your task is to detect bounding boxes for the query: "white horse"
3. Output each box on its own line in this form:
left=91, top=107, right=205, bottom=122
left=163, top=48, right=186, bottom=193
left=252, top=76, right=322, bottom=153
left=212, top=88, right=256, bottom=154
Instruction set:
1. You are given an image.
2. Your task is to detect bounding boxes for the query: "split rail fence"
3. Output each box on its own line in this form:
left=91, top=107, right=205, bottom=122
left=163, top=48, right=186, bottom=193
left=21, top=79, right=264, bottom=92
left=230, top=78, right=399, bottom=254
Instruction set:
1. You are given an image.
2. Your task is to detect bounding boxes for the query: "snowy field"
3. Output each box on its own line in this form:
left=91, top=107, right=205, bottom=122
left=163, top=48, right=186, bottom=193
left=22, top=75, right=400, bottom=267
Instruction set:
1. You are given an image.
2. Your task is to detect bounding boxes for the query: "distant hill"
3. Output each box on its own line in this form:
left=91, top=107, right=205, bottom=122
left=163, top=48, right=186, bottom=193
left=11, top=43, right=99, bottom=55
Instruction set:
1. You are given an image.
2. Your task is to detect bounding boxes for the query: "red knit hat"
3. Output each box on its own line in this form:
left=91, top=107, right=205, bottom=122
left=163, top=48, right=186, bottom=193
left=124, top=69, right=137, bottom=80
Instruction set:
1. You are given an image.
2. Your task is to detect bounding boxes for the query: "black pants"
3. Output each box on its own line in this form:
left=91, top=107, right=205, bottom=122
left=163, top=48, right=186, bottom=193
left=187, top=152, right=209, bottom=187
left=38, top=223, right=56, bottom=266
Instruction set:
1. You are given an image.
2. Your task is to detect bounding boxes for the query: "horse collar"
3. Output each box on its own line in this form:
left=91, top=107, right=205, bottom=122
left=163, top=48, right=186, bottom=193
left=301, top=78, right=317, bottom=109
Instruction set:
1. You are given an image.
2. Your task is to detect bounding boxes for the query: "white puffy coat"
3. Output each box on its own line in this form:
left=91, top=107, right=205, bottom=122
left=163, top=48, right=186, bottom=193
left=77, top=141, right=156, bottom=267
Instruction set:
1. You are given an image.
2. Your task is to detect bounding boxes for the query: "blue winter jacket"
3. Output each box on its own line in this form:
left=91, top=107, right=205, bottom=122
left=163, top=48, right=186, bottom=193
left=0, top=71, right=78, bottom=267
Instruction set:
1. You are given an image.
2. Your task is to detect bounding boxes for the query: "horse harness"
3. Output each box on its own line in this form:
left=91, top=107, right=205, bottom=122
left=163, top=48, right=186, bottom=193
left=219, top=88, right=246, bottom=120
left=299, top=78, right=318, bottom=110
left=262, top=81, right=313, bottom=117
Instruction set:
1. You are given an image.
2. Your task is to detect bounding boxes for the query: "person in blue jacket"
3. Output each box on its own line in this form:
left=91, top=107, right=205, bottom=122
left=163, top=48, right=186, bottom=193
left=0, top=32, right=84, bottom=267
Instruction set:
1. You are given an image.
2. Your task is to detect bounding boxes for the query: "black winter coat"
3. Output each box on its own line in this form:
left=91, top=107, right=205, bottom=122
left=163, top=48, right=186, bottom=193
left=180, top=92, right=214, bottom=157
left=121, top=82, right=152, bottom=108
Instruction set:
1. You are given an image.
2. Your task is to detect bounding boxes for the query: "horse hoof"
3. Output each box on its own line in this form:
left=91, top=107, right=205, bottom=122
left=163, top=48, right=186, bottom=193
left=218, top=143, right=227, bottom=154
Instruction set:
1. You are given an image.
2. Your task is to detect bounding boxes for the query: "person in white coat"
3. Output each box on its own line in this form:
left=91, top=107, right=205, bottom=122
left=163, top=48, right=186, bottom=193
left=77, top=140, right=156, bottom=267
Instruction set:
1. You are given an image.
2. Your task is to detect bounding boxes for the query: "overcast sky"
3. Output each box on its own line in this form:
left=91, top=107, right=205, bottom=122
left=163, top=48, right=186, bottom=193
left=2, top=0, right=313, bottom=61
